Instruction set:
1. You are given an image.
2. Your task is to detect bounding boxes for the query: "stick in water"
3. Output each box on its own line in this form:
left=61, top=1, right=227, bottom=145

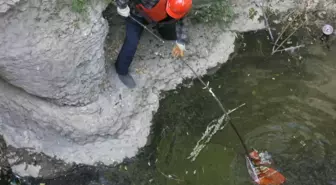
left=180, top=59, right=251, bottom=158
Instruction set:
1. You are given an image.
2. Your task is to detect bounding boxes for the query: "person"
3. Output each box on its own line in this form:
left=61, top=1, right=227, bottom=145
left=115, top=0, right=192, bottom=88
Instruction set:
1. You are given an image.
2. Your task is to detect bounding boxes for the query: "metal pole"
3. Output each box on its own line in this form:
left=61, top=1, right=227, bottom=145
left=129, top=15, right=165, bottom=43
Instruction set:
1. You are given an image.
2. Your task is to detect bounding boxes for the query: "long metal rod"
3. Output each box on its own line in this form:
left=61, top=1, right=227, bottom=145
left=129, top=15, right=165, bottom=43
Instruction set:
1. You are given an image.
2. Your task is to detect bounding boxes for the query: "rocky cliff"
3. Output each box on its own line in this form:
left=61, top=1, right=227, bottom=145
left=0, top=0, right=108, bottom=105
left=0, top=0, right=238, bottom=172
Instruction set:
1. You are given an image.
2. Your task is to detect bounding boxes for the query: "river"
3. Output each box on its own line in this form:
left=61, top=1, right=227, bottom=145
left=93, top=29, right=336, bottom=185
left=11, top=25, right=336, bottom=185
left=133, top=30, right=336, bottom=185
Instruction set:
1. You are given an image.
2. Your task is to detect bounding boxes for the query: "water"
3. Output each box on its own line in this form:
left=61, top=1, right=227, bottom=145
left=124, top=31, right=336, bottom=185
left=13, top=29, right=336, bottom=185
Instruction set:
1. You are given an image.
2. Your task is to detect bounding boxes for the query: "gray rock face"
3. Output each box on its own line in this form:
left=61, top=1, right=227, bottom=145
left=0, top=136, right=9, bottom=173
left=0, top=0, right=21, bottom=13
left=0, top=21, right=237, bottom=168
left=0, top=0, right=108, bottom=105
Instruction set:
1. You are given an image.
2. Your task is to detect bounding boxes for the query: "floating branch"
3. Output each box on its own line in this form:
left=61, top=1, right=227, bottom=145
left=272, top=44, right=305, bottom=54
left=180, top=59, right=247, bottom=161
left=188, top=103, right=246, bottom=161
left=272, top=12, right=307, bottom=55
left=188, top=114, right=226, bottom=162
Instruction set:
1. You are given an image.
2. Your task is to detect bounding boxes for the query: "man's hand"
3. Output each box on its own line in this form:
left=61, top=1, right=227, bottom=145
left=172, top=42, right=185, bottom=58
left=117, top=6, right=130, bottom=17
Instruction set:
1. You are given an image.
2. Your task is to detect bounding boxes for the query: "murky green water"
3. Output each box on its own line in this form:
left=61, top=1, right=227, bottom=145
left=21, top=29, right=336, bottom=185
left=111, top=31, right=336, bottom=185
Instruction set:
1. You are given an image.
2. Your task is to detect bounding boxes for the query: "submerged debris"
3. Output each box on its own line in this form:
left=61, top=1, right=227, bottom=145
left=187, top=103, right=246, bottom=161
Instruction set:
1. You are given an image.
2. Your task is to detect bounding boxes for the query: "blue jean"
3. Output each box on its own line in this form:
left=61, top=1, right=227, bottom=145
left=115, top=15, right=178, bottom=75
left=115, top=15, right=145, bottom=75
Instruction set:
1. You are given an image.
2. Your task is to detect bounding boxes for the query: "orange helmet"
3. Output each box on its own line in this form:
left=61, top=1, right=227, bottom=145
left=166, top=0, right=192, bottom=20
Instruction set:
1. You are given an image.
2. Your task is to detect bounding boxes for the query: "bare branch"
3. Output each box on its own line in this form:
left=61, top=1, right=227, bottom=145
left=272, top=12, right=301, bottom=53
left=272, top=12, right=307, bottom=55
left=255, top=1, right=274, bottom=42
left=272, top=44, right=305, bottom=54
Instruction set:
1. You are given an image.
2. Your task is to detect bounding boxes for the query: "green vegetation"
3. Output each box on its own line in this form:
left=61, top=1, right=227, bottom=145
left=71, top=0, right=234, bottom=25
left=190, top=0, right=235, bottom=25
left=249, top=7, right=258, bottom=19
left=71, top=0, right=88, bottom=13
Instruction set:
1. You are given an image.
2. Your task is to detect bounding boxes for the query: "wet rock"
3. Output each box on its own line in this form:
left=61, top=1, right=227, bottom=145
left=0, top=136, right=8, bottom=164
left=5, top=146, right=73, bottom=178
left=0, top=136, right=10, bottom=175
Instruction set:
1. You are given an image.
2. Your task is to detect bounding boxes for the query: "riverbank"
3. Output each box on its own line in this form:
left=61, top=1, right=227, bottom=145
left=1, top=0, right=336, bottom=182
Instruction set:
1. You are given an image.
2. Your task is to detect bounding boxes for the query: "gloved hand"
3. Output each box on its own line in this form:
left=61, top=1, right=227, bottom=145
left=117, top=6, right=130, bottom=17
left=172, top=41, right=185, bottom=58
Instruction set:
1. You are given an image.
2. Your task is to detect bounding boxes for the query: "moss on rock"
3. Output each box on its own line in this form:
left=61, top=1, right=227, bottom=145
left=189, top=0, right=235, bottom=25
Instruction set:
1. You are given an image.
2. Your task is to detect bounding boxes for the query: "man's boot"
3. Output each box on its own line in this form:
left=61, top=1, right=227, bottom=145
left=118, top=73, right=136, bottom=89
